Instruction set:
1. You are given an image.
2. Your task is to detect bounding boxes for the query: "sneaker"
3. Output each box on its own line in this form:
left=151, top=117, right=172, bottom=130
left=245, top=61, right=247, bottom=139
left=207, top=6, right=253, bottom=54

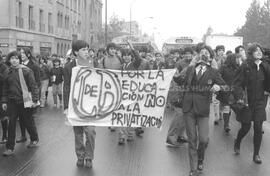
left=118, top=138, right=125, bottom=145
left=85, top=159, right=93, bottom=168
left=234, top=139, right=240, bottom=155
left=0, top=138, right=7, bottom=144
left=166, top=138, right=181, bottom=147
left=224, top=127, right=231, bottom=134
left=135, top=128, right=144, bottom=137
left=108, top=127, right=116, bottom=132
left=214, top=120, right=219, bottom=125
left=197, top=160, right=204, bottom=172
left=76, top=158, right=84, bottom=167
left=177, top=136, right=188, bottom=144
left=127, top=135, right=134, bottom=142
left=27, top=140, right=39, bottom=148
left=3, top=149, right=14, bottom=156
left=16, top=136, right=27, bottom=143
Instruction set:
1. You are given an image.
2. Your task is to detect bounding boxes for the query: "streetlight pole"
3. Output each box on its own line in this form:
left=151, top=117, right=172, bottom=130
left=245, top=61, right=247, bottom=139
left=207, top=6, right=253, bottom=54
left=105, top=0, right=108, bottom=45
left=130, top=0, right=137, bottom=37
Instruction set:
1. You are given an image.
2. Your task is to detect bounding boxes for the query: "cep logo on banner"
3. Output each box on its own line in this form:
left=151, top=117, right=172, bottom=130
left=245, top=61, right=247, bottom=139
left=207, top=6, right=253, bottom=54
left=67, top=67, right=176, bottom=128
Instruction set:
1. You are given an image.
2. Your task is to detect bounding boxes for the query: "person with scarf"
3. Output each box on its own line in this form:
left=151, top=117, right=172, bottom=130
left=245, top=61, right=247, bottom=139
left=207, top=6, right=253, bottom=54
left=2, top=51, right=39, bottom=156
left=233, top=43, right=270, bottom=164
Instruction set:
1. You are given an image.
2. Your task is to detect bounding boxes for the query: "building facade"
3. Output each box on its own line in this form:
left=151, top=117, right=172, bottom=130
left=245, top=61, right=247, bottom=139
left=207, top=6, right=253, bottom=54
left=121, top=21, right=139, bottom=36
left=0, top=0, right=102, bottom=56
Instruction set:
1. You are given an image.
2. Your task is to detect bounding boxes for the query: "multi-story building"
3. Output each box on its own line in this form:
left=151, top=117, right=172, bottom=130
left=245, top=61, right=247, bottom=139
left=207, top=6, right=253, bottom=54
left=0, top=0, right=102, bottom=56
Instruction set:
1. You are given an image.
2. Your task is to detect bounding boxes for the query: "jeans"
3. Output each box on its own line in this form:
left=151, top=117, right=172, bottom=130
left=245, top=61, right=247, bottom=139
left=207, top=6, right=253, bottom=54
left=166, top=107, right=186, bottom=142
left=40, top=79, right=49, bottom=106
left=52, top=83, right=63, bottom=105
left=73, top=126, right=96, bottom=160
left=6, top=102, right=39, bottom=150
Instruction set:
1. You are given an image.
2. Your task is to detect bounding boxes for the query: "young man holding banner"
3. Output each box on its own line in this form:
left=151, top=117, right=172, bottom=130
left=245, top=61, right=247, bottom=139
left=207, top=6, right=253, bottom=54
left=63, top=40, right=95, bottom=168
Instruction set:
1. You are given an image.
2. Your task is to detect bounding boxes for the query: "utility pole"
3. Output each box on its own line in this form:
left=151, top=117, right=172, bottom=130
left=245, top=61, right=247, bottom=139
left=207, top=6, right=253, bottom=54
left=130, top=5, right=132, bottom=37
left=105, top=0, right=108, bottom=45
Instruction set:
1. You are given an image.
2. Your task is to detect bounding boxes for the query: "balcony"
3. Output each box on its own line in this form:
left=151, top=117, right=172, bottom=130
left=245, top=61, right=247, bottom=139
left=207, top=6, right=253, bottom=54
left=39, top=23, right=45, bottom=32
left=16, top=16, right=24, bottom=28
left=48, top=25, right=53, bottom=34
left=29, top=20, right=35, bottom=30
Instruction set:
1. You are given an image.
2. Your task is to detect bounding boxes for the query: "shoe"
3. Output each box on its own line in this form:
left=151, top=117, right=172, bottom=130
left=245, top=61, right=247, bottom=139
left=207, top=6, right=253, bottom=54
left=189, top=170, right=197, bottom=176
left=27, top=140, right=39, bottom=148
left=53, top=104, right=57, bottom=107
left=118, top=138, right=125, bottom=145
left=177, top=136, right=188, bottom=144
left=127, top=135, right=134, bottom=142
left=234, top=139, right=240, bottom=155
left=253, top=155, right=262, bottom=164
left=214, top=120, right=219, bottom=125
left=197, top=160, right=203, bottom=171
left=85, top=159, right=93, bottom=168
left=224, top=127, right=231, bottom=134
left=135, top=128, right=144, bottom=137
left=76, top=158, right=84, bottom=167
left=3, top=149, right=14, bottom=156
left=16, top=137, right=27, bottom=143
left=108, top=127, right=116, bottom=132
left=0, top=138, right=7, bottom=144
left=166, top=138, right=181, bottom=147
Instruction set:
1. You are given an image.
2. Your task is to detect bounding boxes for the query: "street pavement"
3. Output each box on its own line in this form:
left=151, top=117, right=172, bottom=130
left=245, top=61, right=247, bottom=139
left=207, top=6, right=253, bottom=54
left=1, top=97, right=270, bottom=176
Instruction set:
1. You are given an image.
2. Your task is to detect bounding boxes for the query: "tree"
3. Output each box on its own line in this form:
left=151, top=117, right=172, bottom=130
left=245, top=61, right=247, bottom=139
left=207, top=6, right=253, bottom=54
left=202, top=26, right=213, bottom=42
left=97, top=14, right=127, bottom=47
left=234, top=0, right=270, bottom=47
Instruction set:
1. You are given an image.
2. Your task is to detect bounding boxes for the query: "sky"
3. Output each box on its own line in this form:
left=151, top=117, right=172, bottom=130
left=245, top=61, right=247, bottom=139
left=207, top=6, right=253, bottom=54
left=102, top=0, right=267, bottom=49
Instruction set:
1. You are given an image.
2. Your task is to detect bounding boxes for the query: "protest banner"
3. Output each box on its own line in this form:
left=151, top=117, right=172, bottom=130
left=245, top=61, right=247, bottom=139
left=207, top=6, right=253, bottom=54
left=67, top=67, right=176, bottom=128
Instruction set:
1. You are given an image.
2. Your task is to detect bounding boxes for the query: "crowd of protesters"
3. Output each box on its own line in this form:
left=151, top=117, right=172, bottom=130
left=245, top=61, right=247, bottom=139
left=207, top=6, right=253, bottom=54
left=0, top=39, right=270, bottom=176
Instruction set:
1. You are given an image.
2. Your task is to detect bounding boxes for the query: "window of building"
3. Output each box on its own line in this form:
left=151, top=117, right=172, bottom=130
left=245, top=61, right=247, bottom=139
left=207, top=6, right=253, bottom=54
left=39, top=9, right=45, bottom=32
left=29, top=5, right=35, bottom=30
left=16, top=1, right=23, bottom=28
left=48, top=12, right=53, bottom=33
left=78, top=21, right=81, bottom=32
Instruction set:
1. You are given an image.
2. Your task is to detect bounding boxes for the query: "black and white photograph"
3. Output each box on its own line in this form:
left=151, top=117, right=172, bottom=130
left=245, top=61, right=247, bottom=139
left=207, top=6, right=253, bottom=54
left=0, top=0, right=270, bottom=176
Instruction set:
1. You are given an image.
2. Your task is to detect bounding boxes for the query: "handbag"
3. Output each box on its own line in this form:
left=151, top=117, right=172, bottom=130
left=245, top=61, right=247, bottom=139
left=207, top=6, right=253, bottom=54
left=230, top=87, right=251, bottom=122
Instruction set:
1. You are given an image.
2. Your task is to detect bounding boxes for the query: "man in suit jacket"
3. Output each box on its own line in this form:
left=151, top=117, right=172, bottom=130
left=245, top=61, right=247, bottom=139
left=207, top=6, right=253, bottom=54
left=63, top=40, right=95, bottom=169
left=174, top=45, right=226, bottom=176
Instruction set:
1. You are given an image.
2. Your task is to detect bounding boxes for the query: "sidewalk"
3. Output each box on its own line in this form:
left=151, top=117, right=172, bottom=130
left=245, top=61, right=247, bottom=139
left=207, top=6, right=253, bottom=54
left=0, top=103, right=270, bottom=176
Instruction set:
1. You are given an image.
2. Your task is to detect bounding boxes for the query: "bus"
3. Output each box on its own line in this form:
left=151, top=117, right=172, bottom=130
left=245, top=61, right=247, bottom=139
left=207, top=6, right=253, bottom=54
left=112, top=35, right=158, bottom=53
left=162, top=36, right=201, bottom=54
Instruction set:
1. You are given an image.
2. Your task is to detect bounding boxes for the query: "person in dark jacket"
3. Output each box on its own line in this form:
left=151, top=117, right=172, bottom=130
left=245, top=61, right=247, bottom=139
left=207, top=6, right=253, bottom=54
left=174, top=45, right=226, bottom=176
left=0, top=57, right=8, bottom=144
left=17, top=47, right=40, bottom=143
left=50, top=59, right=64, bottom=107
left=233, top=43, right=270, bottom=164
left=2, top=51, right=39, bottom=156
left=219, top=53, right=241, bottom=133
left=39, top=57, right=50, bottom=107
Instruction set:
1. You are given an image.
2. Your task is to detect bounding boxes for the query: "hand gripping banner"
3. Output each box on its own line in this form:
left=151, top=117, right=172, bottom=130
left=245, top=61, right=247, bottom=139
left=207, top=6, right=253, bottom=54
left=67, top=67, right=176, bottom=128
